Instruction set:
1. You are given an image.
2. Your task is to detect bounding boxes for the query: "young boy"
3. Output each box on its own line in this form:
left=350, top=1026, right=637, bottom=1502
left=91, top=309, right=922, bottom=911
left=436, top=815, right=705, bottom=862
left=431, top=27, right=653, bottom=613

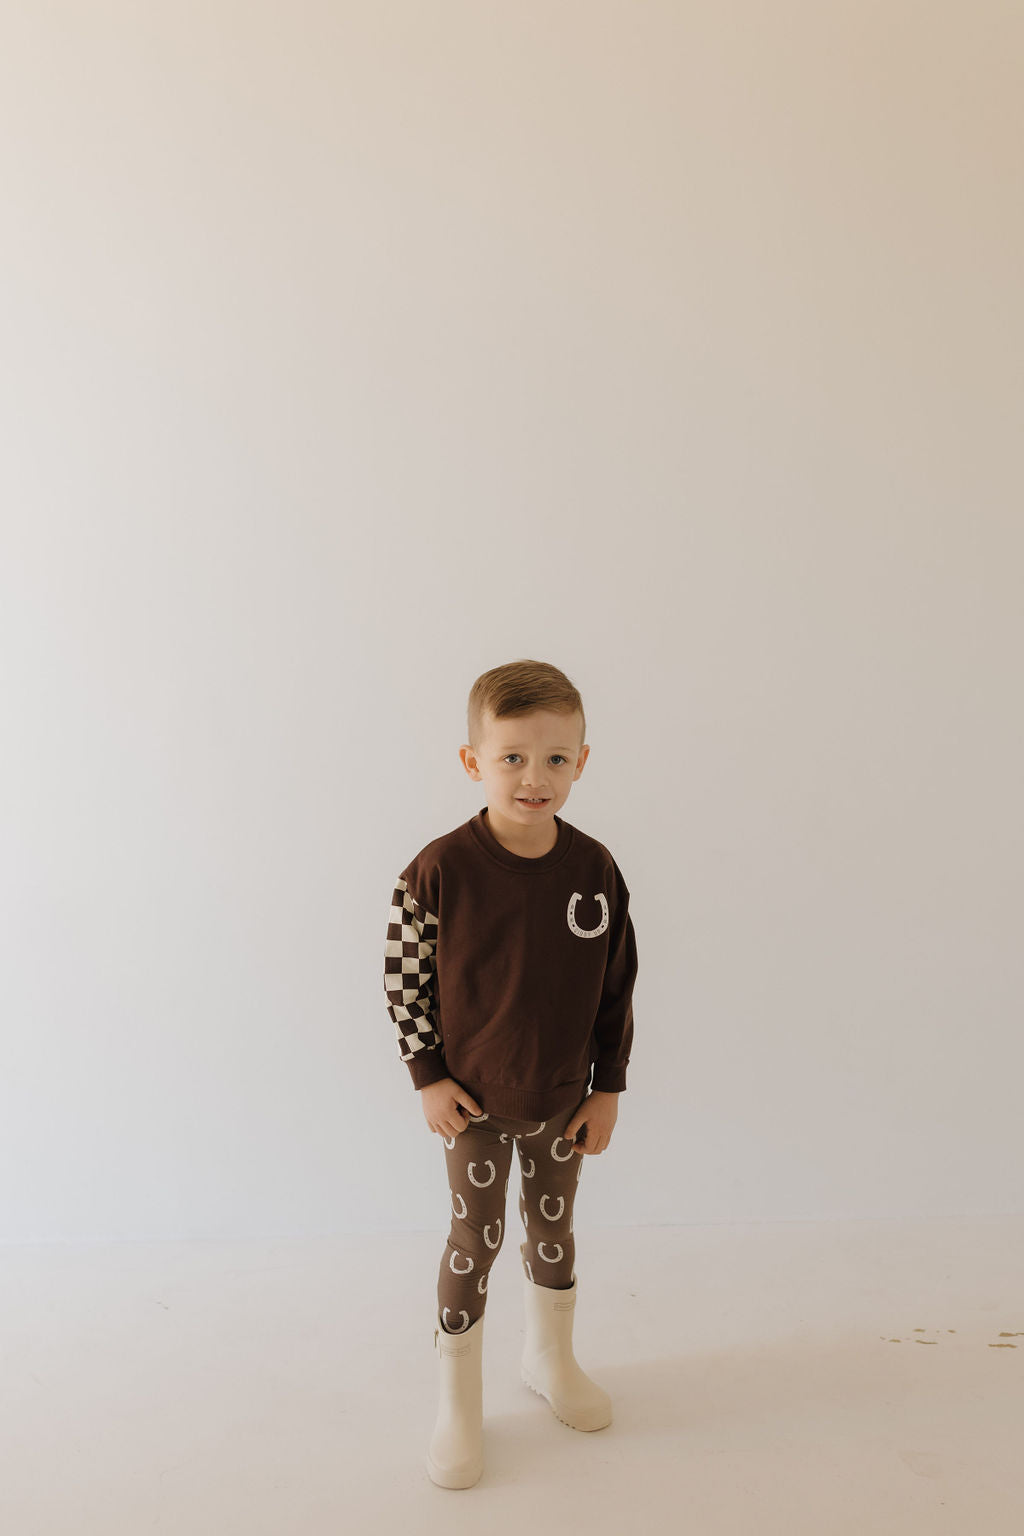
left=383, top=659, right=638, bottom=1489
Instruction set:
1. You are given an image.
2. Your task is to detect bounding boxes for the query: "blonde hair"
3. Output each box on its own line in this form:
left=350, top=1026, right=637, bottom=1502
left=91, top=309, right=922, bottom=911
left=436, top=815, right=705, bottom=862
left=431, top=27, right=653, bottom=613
left=467, top=659, right=585, bottom=755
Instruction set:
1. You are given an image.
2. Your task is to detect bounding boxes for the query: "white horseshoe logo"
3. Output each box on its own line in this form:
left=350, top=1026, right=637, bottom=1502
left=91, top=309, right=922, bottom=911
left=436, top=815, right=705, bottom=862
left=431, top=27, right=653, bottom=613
left=522, top=1121, right=547, bottom=1137
left=522, top=1208, right=528, bottom=1227
left=442, top=1308, right=469, bottom=1332
left=537, top=1241, right=564, bottom=1263
left=551, top=1138, right=575, bottom=1162
left=477, top=1272, right=488, bottom=1294
left=468, top=1111, right=490, bottom=1122
left=451, top=1192, right=467, bottom=1219
left=576, top=1157, right=583, bottom=1182
left=539, top=1193, right=565, bottom=1221
left=443, top=1134, right=455, bottom=1149
left=484, top=1217, right=502, bottom=1249
left=567, top=891, right=609, bottom=939
left=467, top=1160, right=496, bottom=1187
left=524, top=1258, right=534, bottom=1282
left=449, top=1250, right=474, bottom=1273
left=499, top=1132, right=509, bottom=1143
left=521, top=1157, right=535, bottom=1178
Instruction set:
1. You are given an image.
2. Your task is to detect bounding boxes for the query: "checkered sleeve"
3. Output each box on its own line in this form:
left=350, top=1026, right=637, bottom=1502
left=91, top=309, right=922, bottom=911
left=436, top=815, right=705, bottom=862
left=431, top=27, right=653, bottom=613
left=384, top=873, right=450, bottom=1091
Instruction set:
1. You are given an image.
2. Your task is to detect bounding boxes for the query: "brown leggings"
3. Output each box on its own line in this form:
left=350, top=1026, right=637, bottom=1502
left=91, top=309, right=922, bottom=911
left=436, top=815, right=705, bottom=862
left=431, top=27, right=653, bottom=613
left=437, top=1099, right=583, bottom=1333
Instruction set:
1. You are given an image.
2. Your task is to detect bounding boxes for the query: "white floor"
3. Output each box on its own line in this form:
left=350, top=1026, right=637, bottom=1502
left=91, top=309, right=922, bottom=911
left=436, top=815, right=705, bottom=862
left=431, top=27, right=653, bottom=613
left=2, top=1215, right=1021, bottom=1534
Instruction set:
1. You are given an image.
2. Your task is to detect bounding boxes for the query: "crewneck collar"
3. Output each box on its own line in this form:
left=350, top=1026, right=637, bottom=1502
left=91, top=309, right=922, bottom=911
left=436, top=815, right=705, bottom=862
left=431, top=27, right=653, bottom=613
left=469, top=805, right=573, bottom=871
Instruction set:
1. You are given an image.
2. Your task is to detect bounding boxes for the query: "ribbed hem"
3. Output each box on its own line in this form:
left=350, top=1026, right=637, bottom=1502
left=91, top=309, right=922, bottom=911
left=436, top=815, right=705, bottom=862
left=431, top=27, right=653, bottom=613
left=459, top=1076, right=590, bottom=1120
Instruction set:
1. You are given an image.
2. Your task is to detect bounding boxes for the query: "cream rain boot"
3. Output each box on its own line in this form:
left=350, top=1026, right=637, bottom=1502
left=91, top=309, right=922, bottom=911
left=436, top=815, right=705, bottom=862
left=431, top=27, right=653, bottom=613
left=519, top=1242, right=612, bottom=1431
left=425, top=1311, right=484, bottom=1488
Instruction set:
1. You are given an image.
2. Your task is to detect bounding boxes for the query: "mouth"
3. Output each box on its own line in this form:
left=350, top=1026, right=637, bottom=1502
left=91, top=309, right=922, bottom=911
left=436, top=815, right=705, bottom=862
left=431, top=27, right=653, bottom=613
left=517, top=798, right=550, bottom=807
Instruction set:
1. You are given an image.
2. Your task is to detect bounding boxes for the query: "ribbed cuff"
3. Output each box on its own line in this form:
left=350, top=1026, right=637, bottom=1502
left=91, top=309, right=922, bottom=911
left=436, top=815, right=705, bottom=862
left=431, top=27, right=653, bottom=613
left=406, top=1051, right=450, bottom=1091
left=590, top=1062, right=627, bottom=1093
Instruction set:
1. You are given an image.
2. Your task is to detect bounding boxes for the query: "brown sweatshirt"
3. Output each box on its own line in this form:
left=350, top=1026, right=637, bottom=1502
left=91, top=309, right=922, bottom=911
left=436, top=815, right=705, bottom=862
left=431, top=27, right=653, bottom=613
left=383, top=805, right=638, bottom=1119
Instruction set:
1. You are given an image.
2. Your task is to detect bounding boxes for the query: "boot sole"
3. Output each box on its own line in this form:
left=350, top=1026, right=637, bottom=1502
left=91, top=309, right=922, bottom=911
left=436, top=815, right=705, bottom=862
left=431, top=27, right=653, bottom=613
left=425, top=1451, right=483, bottom=1489
left=520, top=1369, right=612, bottom=1431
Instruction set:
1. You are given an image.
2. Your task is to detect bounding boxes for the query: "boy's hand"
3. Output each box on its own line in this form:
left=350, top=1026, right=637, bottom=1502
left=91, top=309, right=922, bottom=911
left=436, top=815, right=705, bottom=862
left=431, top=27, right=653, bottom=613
left=420, top=1077, right=484, bottom=1138
left=564, top=1090, right=619, bottom=1155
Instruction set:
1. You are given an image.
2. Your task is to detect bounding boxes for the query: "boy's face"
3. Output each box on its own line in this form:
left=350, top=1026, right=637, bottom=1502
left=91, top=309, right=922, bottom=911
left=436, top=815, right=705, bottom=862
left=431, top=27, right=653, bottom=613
left=460, top=709, right=589, bottom=825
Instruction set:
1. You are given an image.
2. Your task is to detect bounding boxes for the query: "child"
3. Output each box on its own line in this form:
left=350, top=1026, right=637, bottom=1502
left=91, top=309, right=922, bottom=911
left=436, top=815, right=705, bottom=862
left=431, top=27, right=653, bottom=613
left=383, top=658, right=638, bottom=1489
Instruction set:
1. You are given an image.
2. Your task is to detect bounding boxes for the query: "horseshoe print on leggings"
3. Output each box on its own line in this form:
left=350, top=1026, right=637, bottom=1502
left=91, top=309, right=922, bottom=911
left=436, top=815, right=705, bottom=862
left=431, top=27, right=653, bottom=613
left=439, top=1108, right=579, bottom=1323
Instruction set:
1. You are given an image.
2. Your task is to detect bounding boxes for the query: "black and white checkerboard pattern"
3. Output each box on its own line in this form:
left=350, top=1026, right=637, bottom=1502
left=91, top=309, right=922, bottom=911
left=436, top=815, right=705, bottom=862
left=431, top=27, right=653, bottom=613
left=384, top=876, right=443, bottom=1062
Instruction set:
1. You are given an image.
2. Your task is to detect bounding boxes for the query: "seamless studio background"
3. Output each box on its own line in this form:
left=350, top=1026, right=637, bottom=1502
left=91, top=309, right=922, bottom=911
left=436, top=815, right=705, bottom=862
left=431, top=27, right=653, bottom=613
left=1, top=2, right=1022, bottom=1249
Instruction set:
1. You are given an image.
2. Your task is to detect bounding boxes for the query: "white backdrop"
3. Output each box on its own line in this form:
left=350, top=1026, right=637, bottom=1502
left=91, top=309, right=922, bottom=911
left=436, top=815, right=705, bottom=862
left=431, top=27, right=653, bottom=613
left=1, top=2, right=1021, bottom=1243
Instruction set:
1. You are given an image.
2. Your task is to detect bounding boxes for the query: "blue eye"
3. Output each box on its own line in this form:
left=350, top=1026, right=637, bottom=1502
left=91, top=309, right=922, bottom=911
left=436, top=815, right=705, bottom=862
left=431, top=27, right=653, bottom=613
left=503, top=754, right=567, bottom=765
